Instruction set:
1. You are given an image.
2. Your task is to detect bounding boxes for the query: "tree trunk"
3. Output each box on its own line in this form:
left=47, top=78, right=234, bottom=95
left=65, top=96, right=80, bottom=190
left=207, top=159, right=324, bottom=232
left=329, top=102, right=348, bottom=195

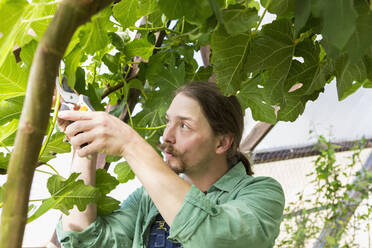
left=0, top=1, right=113, bottom=247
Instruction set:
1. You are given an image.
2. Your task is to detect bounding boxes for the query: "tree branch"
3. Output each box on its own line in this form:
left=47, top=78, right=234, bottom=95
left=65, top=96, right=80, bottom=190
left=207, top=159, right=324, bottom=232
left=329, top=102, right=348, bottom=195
left=0, top=0, right=114, bottom=247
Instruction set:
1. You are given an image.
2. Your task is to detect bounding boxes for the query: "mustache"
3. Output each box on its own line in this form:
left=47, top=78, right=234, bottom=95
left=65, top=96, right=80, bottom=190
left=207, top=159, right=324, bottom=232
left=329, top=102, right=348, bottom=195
left=158, top=143, right=179, bottom=156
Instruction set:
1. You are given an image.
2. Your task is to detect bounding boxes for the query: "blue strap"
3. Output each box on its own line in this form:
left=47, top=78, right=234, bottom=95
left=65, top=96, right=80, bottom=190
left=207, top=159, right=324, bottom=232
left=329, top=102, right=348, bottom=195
left=148, top=214, right=183, bottom=248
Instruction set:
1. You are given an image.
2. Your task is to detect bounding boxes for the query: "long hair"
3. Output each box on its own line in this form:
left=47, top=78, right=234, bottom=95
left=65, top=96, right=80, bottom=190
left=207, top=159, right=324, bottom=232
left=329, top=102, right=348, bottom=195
left=175, top=82, right=253, bottom=175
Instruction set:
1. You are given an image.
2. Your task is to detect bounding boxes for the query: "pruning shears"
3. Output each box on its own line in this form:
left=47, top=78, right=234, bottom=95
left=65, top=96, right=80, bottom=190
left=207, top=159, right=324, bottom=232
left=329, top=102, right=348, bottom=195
left=55, top=77, right=95, bottom=112
left=56, top=77, right=94, bottom=148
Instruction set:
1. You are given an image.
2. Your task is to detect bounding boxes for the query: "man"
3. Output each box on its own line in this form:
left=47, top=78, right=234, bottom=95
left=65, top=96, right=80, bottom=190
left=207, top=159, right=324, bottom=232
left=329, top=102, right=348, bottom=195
left=56, top=82, right=285, bottom=247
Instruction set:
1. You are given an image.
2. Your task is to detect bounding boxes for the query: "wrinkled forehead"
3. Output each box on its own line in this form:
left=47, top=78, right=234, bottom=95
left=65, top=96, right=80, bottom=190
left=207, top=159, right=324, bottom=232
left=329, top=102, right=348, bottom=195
left=166, top=93, right=205, bottom=121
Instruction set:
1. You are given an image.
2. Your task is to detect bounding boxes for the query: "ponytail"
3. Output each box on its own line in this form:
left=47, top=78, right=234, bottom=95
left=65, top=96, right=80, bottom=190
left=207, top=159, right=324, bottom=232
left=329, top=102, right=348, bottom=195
left=228, top=152, right=253, bottom=176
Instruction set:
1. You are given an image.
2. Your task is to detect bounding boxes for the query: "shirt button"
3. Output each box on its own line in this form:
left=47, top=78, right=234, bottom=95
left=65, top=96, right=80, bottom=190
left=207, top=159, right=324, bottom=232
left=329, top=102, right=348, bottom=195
left=211, top=207, right=218, bottom=215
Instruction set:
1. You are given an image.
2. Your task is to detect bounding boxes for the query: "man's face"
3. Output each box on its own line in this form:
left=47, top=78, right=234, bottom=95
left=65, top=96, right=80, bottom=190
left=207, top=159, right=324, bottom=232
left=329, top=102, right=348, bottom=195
left=161, top=93, right=219, bottom=175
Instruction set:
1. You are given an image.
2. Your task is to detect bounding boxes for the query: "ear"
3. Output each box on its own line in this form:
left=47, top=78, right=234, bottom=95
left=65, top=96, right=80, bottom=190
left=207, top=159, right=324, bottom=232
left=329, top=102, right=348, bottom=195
left=215, top=134, right=234, bottom=155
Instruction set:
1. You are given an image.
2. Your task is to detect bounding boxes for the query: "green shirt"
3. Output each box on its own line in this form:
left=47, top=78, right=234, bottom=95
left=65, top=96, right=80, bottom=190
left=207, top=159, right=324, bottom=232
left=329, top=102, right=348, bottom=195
left=56, top=163, right=285, bottom=247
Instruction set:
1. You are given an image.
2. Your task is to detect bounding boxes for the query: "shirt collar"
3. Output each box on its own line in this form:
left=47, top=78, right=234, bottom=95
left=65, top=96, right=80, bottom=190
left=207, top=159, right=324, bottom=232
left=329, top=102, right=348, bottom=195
left=208, top=162, right=248, bottom=193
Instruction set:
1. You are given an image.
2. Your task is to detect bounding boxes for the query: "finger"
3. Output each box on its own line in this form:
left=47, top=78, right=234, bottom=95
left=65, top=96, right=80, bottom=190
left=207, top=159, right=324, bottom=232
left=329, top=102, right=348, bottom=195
left=56, top=118, right=69, bottom=132
left=70, top=131, right=93, bottom=150
left=58, top=110, right=96, bottom=121
left=77, top=139, right=103, bottom=158
left=65, top=119, right=98, bottom=138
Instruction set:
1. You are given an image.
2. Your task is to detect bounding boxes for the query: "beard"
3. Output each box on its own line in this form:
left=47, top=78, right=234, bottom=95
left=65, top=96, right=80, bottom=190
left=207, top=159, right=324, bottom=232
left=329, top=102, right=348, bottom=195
left=158, top=143, right=186, bottom=174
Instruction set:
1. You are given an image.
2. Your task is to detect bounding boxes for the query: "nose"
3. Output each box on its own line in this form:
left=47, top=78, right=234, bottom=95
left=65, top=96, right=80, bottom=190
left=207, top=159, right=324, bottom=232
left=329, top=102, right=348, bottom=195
left=163, top=124, right=176, bottom=144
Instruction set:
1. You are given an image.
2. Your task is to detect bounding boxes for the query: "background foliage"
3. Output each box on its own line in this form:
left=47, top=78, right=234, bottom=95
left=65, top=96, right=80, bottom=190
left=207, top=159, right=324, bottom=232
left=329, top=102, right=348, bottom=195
left=276, top=137, right=371, bottom=247
left=0, top=0, right=372, bottom=238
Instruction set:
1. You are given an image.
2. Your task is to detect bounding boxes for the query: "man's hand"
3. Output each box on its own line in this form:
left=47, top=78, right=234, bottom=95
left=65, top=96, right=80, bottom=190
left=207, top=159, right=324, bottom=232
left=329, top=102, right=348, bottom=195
left=58, top=111, right=134, bottom=158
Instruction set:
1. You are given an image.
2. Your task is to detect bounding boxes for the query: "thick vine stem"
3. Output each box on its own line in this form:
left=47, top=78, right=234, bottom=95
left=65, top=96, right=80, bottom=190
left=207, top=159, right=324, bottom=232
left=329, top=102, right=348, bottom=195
left=0, top=0, right=113, bottom=247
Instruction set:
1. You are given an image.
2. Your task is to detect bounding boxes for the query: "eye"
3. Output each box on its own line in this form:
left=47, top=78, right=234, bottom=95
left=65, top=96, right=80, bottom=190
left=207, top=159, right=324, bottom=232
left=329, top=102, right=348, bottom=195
left=181, top=123, right=188, bottom=130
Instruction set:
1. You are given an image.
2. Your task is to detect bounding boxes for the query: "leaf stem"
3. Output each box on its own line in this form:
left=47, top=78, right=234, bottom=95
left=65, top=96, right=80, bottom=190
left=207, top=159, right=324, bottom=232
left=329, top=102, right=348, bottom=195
left=29, top=198, right=50, bottom=202
left=123, top=64, right=134, bottom=128
left=254, top=0, right=272, bottom=34
left=0, top=141, right=11, bottom=154
left=124, top=64, right=132, bottom=80
left=30, top=0, right=60, bottom=6
left=35, top=169, right=55, bottom=176
left=147, top=130, right=158, bottom=140
left=39, top=163, right=60, bottom=176
left=129, top=26, right=180, bottom=34
left=181, top=17, right=185, bottom=34
left=39, top=71, right=61, bottom=160
left=154, top=45, right=172, bottom=50
left=127, top=61, right=141, bottom=65
left=21, top=15, right=54, bottom=24
left=125, top=101, right=134, bottom=128
left=135, top=125, right=166, bottom=130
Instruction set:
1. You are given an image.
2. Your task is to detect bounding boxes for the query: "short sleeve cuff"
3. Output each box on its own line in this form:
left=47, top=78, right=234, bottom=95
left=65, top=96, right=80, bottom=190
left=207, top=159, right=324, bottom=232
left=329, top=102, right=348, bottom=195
left=56, top=217, right=103, bottom=247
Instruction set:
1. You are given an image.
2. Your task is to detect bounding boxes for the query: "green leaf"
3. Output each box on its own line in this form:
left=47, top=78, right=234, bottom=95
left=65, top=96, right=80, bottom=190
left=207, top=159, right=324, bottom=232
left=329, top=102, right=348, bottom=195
left=158, top=0, right=213, bottom=24
left=294, top=0, right=311, bottom=35
left=29, top=0, right=57, bottom=39
left=96, top=169, right=119, bottom=195
left=0, top=96, right=24, bottom=126
left=105, top=154, right=122, bottom=163
left=334, top=55, right=367, bottom=101
left=321, top=0, right=357, bottom=50
left=279, top=87, right=323, bottom=121
left=39, top=132, right=71, bottom=163
left=46, top=173, right=99, bottom=215
left=102, top=53, right=120, bottom=73
left=240, top=20, right=331, bottom=121
left=148, top=9, right=164, bottom=27
left=0, top=0, right=57, bottom=67
left=209, top=0, right=224, bottom=24
left=146, top=52, right=186, bottom=89
left=261, top=0, right=295, bottom=16
left=364, top=47, right=372, bottom=82
left=95, top=169, right=121, bottom=215
left=79, top=7, right=113, bottom=55
left=134, top=53, right=185, bottom=139
left=97, top=195, right=121, bottom=216
left=87, top=82, right=105, bottom=111
left=345, top=0, right=372, bottom=63
left=137, top=0, right=158, bottom=17
left=211, top=24, right=250, bottom=95
left=114, top=162, right=135, bottom=183
left=192, top=66, right=213, bottom=82
left=113, top=0, right=139, bottom=29
left=244, top=19, right=295, bottom=104
left=237, top=76, right=276, bottom=124
left=74, top=67, right=87, bottom=95
left=63, top=45, right=83, bottom=89
left=124, top=38, right=154, bottom=60
left=27, top=194, right=68, bottom=223
left=0, top=54, right=28, bottom=101
left=0, top=152, right=10, bottom=171
left=0, top=119, right=18, bottom=143
left=222, top=7, right=258, bottom=35
left=0, top=0, right=28, bottom=67
left=20, top=39, right=37, bottom=69
left=108, top=32, right=128, bottom=53
left=286, top=39, right=333, bottom=97
left=124, top=79, right=146, bottom=102
left=64, top=30, right=80, bottom=57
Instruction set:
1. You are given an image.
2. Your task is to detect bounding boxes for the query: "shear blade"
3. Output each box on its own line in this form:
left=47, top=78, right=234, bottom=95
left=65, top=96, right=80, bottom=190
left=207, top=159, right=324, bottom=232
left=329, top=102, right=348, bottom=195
left=56, top=77, right=79, bottom=104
